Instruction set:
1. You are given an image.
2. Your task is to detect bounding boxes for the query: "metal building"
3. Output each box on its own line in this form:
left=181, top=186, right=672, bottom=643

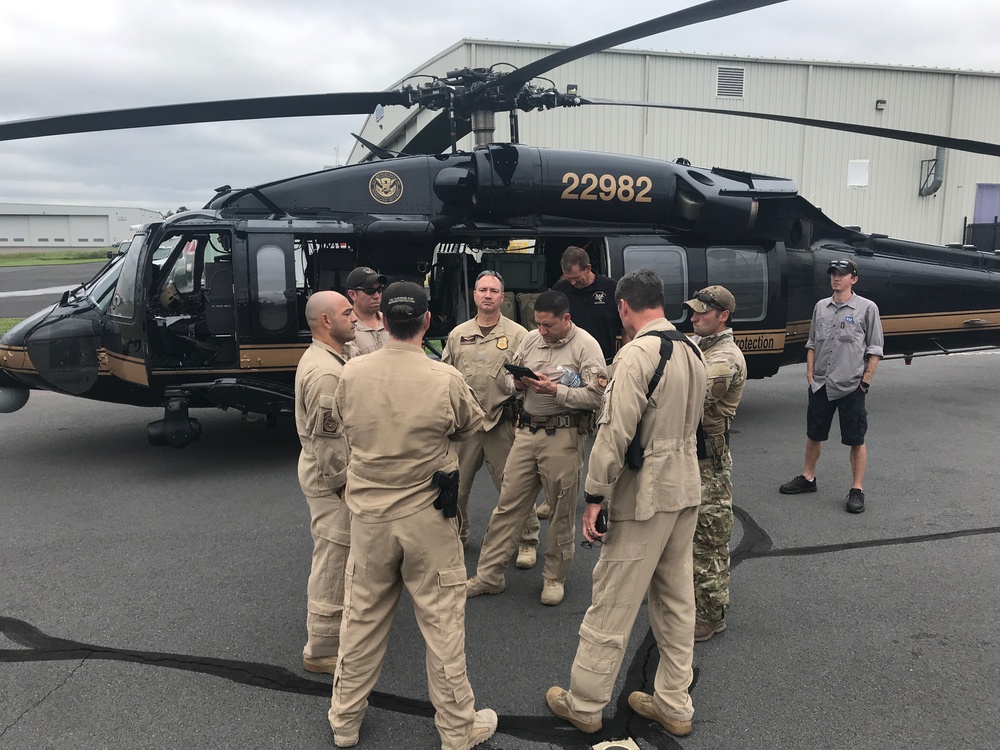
left=0, top=203, right=162, bottom=249
left=350, top=40, right=1000, bottom=246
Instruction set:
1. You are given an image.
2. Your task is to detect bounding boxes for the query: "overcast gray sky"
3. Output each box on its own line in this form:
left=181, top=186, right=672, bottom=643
left=1, top=0, right=997, bottom=214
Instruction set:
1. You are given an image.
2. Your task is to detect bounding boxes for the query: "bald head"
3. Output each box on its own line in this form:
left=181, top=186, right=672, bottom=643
left=306, top=291, right=356, bottom=349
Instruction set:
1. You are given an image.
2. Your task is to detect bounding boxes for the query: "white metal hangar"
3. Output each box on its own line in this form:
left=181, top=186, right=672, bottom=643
left=0, top=203, right=162, bottom=249
left=349, top=40, right=1000, bottom=247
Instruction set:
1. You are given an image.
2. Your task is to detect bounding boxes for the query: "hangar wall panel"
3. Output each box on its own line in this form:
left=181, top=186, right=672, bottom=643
left=352, top=41, right=1000, bottom=246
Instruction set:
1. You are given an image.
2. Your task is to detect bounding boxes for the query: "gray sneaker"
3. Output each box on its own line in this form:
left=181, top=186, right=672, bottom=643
left=779, top=475, right=817, bottom=494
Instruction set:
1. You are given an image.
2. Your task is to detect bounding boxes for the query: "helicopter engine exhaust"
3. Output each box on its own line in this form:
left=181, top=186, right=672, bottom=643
left=147, top=398, right=202, bottom=448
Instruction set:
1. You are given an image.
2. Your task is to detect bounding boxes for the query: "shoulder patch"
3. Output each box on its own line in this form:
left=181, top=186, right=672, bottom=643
left=710, top=377, right=730, bottom=400
left=322, top=409, right=341, bottom=436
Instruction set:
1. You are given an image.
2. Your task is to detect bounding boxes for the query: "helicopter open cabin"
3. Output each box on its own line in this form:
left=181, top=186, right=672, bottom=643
left=3, top=141, right=1000, bottom=446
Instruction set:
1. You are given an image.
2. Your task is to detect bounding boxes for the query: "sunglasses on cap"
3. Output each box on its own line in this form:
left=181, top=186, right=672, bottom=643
left=694, top=291, right=727, bottom=312
left=828, top=259, right=857, bottom=273
left=476, top=269, right=503, bottom=284
left=355, top=285, right=385, bottom=295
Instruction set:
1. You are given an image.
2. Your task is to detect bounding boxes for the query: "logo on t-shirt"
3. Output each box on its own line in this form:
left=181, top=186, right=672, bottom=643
left=592, top=291, right=608, bottom=305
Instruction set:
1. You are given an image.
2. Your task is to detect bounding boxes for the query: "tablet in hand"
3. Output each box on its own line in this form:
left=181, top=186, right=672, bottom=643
left=503, top=363, right=540, bottom=380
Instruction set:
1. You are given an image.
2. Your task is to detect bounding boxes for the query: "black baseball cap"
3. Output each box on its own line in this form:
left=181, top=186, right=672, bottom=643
left=345, top=266, right=388, bottom=290
left=827, top=258, right=859, bottom=276
left=380, top=281, right=429, bottom=320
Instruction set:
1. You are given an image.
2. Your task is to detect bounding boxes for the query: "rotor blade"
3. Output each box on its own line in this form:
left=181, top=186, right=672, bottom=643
left=0, top=91, right=410, bottom=142
left=581, top=98, right=1000, bottom=158
left=490, top=0, right=789, bottom=92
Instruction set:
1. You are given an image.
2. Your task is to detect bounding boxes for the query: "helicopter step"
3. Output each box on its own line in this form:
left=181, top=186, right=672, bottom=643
left=146, top=394, right=202, bottom=448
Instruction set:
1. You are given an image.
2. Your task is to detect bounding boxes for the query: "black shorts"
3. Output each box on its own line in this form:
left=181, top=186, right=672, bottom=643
left=806, top=385, right=867, bottom=446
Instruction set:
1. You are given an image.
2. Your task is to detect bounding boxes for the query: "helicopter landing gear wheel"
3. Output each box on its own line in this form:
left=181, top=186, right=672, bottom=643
left=147, top=398, right=203, bottom=448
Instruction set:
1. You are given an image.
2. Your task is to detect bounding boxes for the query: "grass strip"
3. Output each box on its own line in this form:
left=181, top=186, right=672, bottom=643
left=0, top=250, right=112, bottom=267
left=0, top=318, right=23, bottom=336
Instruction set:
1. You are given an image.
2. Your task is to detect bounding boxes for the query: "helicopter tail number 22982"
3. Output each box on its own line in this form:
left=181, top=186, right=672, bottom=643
left=2, top=143, right=999, bottom=446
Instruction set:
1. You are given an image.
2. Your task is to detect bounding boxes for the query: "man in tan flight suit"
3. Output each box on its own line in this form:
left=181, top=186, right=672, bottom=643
left=682, top=286, right=746, bottom=642
left=466, top=289, right=607, bottom=606
left=546, top=269, right=706, bottom=738
left=294, top=291, right=357, bottom=676
left=328, top=282, right=497, bottom=750
left=442, top=269, right=539, bottom=561
left=345, top=266, right=387, bottom=355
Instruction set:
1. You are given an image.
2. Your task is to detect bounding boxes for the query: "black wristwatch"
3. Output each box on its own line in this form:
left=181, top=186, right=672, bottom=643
left=859, top=380, right=871, bottom=393
left=584, top=492, right=605, bottom=505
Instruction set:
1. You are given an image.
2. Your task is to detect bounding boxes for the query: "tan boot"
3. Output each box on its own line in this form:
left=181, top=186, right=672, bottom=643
left=627, top=691, right=692, bottom=736
left=545, top=686, right=602, bottom=733
left=516, top=544, right=537, bottom=569
left=466, top=575, right=504, bottom=597
left=456, top=708, right=498, bottom=749
left=303, top=655, right=338, bottom=676
left=540, top=580, right=564, bottom=606
left=694, top=618, right=726, bottom=642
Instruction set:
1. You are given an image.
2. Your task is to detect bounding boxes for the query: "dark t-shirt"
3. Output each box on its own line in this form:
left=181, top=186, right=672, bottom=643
left=553, top=275, right=621, bottom=363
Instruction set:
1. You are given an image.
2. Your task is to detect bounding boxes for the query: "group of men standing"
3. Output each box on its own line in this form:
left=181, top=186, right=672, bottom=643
left=293, top=248, right=882, bottom=747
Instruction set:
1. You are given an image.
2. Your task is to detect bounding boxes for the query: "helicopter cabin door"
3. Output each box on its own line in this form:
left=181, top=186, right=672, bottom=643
left=704, top=243, right=786, bottom=378
left=240, top=233, right=301, bottom=369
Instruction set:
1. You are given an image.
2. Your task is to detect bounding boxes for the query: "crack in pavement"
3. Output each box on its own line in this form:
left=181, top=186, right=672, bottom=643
left=0, top=655, right=87, bottom=740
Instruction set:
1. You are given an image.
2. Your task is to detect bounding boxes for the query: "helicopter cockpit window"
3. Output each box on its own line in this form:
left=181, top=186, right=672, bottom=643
left=622, top=244, right=688, bottom=323
left=109, top=233, right=146, bottom=319
left=706, top=246, right=767, bottom=322
left=256, top=244, right=289, bottom=332
left=85, top=253, right=125, bottom=312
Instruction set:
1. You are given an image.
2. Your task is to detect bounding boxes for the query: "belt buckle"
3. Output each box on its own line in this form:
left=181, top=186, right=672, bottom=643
left=556, top=415, right=571, bottom=428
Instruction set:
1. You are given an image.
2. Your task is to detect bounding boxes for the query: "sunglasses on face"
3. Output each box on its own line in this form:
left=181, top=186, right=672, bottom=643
left=476, top=269, right=503, bottom=284
left=356, top=286, right=384, bottom=295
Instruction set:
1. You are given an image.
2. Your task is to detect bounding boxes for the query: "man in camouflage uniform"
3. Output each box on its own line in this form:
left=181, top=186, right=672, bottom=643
left=442, top=269, right=539, bottom=561
left=682, top=286, right=746, bottom=642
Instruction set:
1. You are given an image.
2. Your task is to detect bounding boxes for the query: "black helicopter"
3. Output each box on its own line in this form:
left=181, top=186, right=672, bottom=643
left=1, top=0, right=999, bottom=447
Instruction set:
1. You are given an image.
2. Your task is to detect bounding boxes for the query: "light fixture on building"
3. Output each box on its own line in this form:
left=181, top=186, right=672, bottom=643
left=875, top=99, right=887, bottom=111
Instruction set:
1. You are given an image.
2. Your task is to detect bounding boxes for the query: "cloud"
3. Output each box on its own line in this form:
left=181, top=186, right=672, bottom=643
left=1, top=0, right=997, bottom=212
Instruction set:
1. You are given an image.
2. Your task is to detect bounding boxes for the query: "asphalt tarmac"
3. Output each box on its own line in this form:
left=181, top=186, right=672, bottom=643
left=2, top=351, right=998, bottom=750
left=0, top=263, right=104, bottom=318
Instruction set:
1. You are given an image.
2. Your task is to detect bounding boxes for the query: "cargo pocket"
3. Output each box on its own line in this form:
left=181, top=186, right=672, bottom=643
left=575, top=620, right=626, bottom=679
left=435, top=566, right=468, bottom=634
left=442, top=656, right=473, bottom=705
left=590, top=542, right=645, bottom=611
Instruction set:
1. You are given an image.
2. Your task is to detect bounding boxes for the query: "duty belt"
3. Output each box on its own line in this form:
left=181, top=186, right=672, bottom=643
left=518, top=410, right=584, bottom=434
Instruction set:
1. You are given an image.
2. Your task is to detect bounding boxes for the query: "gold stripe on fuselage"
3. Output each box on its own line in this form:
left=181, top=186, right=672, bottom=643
left=239, top=343, right=309, bottom=369
left=0, top=344, right=33, bottom=374
left=784, top=309, right=1000, bottom=344
left=100, top=350, right=148, bottom=386
left=732, top=329, right=786, bottom=355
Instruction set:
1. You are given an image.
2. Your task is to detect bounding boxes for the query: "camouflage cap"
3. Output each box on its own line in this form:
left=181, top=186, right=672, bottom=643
left=683, top=285, right=736, bottom=314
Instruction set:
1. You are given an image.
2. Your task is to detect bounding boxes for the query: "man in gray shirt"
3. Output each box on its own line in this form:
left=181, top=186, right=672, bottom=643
left=780, top=258, right=884, bottom=513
